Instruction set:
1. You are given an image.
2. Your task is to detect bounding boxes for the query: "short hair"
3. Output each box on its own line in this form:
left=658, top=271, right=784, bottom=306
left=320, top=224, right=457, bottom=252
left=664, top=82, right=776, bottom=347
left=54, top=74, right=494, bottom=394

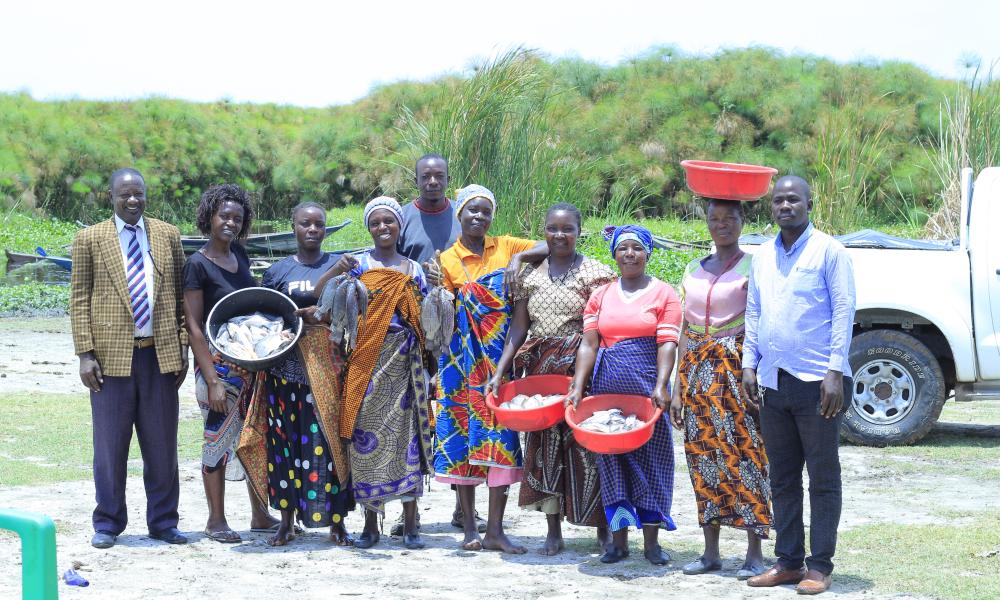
left=291, top=201, right=325, bottom=221
left=415, top=153, right=448, bottom=170
left=109, top=168, right=144, bottom=190
left=705, top=197, right=746, bottom=220
left=196, top=184, right=254, bottom=239
left=545, top=202, right=582, bottom=230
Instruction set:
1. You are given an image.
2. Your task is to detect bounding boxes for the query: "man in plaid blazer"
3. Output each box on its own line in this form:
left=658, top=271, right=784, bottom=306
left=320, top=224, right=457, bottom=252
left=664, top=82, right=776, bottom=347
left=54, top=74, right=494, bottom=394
left=70, top=167, right=189, bottom=548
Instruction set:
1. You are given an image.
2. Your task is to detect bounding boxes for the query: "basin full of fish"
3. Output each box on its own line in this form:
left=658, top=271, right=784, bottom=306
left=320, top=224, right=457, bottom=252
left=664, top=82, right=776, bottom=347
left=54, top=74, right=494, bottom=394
left=213, top=312, right=296, bottom=360
left=578, top=408, right=642, bottom=433
left=499, top=393, right=565, bottom=410
left=317, top=273, right=369, bottom=350
left=421, top=286, right=456, bottom=357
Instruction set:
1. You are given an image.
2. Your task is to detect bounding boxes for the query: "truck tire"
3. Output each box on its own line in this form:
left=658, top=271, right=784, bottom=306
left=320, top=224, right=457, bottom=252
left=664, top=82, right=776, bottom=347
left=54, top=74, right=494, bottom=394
left=842, top=330, right=946, bottom=446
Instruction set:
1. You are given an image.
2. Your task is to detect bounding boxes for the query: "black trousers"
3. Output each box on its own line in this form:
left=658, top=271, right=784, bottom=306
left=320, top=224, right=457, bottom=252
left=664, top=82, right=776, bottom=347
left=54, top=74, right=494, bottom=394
left=760, top=370, right=850, bottom=575
left=91, top=346, right=180, bottom=535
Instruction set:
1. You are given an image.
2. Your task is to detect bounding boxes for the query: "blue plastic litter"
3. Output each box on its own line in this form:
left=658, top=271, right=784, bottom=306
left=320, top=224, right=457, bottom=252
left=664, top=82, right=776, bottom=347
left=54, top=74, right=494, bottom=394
left=63, top=568, right=89, bottom=587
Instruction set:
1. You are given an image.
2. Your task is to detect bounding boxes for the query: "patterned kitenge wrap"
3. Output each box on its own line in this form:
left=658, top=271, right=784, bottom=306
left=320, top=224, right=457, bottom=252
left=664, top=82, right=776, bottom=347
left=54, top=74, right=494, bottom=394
left=195, top=350, right=255, bottom=481
left=238, top=326, right=354, bottom=519
left=341, top=269, right=425, bottom=438
left=516, top=334, right=605, bottom=527
left=348, top=269, right=433, bottom=514
left=590, top=336, right=677, bottom=532
left=678, top=329, right=771, bottom=538
left=435, top=269, right=521, bottom=482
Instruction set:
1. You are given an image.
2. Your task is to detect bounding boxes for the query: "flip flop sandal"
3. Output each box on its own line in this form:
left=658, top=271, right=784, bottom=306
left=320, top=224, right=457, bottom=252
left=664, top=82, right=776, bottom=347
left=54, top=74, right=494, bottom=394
left=683, top=558, right=723, bottom=575
left=354, top=532, right=380, bottom=549
left=204, top=528, right=242, bottom=544
left=644, top=547, right=671, bottom=566
left=736, top=564, right=767, bottom=580
left=451, top=510, right=488, bottom=533
left=599, top=546, right=630, bottom=564
left=250, top=523, right=303, bottom=534
left=403, top=533, right=426, bottom=550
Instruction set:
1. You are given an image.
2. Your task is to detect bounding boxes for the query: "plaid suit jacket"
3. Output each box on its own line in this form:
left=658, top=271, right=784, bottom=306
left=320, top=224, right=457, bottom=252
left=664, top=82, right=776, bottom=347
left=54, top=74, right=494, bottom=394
left=70, top=217, right=188, bottom=376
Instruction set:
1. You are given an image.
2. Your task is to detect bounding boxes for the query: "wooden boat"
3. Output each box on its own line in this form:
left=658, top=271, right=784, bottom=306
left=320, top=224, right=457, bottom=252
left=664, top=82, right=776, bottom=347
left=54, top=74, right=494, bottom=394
left=181, top=219, right=352, bottom=255
left=4, top=248, right=72, bottom=273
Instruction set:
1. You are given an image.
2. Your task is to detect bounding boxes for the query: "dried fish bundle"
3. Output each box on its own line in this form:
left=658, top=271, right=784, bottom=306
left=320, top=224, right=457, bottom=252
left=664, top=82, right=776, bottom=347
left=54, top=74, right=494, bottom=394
left=214, top=311, right=295, bottom=360
left=318, top=274, right=368, bottom=349
left=578, top=408, right=642, bottom=433
left=500, top=393, right=565, bottom=410
left=421, top=286, right=455, bottom=357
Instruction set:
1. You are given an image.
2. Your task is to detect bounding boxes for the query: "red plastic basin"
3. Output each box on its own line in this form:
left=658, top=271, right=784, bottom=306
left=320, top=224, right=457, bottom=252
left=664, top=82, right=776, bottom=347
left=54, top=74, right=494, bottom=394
left=485, top=374, right=572, bottom=432
left=565, top=394, right=662, bottom=455
left=680, top=160, right=778, bottom=201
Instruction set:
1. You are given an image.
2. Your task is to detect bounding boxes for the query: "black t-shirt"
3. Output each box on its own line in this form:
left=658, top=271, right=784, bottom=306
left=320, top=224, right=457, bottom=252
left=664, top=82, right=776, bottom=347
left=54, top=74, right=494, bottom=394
left=182, top=243, right=255, bottom=324
left=261, top=252, right=340, bottom=308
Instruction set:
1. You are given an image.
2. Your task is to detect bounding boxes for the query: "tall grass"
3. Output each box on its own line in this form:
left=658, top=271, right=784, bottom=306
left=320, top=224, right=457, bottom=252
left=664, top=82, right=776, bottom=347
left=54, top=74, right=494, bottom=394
left=925, top=65, right=1000, bottom=239
left=810, top=103, right=895, bottom=232
left=397, top=49, right=597, bottom=236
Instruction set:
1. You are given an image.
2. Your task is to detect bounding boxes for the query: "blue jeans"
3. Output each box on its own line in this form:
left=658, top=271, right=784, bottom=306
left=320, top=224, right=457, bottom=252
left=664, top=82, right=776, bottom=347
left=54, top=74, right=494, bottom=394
left=760, top=370, right=850, bottom=575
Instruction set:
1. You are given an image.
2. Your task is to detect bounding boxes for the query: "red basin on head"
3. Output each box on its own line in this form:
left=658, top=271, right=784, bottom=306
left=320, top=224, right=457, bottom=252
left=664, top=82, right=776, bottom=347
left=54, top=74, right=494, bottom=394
left=565, top=394, right=663, bottom=455
left=485, top=374, right=572, bottom=432
left=680, top=160, right=778, bottom=201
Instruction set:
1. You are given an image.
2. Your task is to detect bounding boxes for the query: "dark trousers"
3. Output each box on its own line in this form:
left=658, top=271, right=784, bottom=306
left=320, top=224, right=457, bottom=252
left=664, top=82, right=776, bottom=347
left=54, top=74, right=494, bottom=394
left=760, top=370, right=850, bottom=575
left=91, top=346, right=180, bottom=535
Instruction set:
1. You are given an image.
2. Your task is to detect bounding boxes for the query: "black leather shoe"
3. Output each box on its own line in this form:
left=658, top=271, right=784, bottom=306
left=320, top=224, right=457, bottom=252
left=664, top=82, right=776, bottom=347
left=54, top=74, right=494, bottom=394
left=149, top=527, right=188, bottom=545
left=91, top=531, right=117, bottom=549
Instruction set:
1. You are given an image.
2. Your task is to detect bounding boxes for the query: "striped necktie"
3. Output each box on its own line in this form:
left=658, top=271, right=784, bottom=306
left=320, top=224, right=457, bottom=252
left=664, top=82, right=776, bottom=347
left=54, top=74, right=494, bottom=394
left=124, top=224, right=151, bottom=330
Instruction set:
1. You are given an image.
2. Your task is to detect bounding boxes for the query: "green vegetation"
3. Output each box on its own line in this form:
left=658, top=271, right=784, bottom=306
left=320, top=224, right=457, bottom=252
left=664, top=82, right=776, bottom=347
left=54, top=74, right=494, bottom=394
left=838, top=514, right=1000, bottom=600
left=0, top=392, right=203, bottom=486
left=0, top=282, right=70, bottom=315
left=2, top=47, right=995, bottom=234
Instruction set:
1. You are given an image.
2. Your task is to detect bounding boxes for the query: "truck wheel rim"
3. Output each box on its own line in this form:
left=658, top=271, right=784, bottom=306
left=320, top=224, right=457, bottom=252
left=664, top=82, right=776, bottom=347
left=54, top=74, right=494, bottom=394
left=852, top=359, right=916, bottom=425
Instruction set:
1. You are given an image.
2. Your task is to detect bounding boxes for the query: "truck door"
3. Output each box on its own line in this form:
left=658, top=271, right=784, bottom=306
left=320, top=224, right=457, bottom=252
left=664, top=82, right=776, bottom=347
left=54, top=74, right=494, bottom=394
left=970, top=168, right=1000, bottom=379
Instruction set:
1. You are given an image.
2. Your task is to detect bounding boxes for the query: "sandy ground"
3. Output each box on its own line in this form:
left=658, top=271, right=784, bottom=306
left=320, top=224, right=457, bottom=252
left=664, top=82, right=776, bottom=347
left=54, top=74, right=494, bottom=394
left=1, top=317, right=993, bottom=599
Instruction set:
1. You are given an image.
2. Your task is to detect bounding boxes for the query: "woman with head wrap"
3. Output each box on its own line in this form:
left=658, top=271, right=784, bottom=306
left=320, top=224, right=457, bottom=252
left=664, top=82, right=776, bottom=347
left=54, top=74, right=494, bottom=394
left=315, top=196, right=434, bottom=550
left=670, top=198, right=771, bottom=579
left=486, top=203, right=616, bottom=556
left=434, top=184, right=537, bottom=553
left=237, top=201, right=355, bottom=547
left=566, top=225, right=681, bottom=566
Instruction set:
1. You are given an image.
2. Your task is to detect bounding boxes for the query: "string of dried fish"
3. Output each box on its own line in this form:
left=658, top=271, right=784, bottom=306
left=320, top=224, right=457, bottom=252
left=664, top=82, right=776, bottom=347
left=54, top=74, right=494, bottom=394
left=345, top=279, right=360, bottom=350
left=317, top=273, right=347, bottom=321
left=578, top=408, right=642, bottom=433
left=420, top=286, right=455, bottom=357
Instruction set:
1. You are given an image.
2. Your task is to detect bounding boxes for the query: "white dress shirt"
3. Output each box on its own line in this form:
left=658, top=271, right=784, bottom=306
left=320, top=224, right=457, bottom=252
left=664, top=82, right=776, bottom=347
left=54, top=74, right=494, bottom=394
left=114, top=214, right=156, bottom=338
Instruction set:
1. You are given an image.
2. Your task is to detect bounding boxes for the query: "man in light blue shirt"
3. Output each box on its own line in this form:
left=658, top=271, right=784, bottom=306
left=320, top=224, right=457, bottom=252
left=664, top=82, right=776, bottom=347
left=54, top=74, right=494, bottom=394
left=742, top=176, right=855, bottom=595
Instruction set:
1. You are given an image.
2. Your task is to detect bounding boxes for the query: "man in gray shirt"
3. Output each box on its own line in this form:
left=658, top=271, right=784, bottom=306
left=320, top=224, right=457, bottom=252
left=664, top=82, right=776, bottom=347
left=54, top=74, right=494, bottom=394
left=398, top=153, right=462, bottom=265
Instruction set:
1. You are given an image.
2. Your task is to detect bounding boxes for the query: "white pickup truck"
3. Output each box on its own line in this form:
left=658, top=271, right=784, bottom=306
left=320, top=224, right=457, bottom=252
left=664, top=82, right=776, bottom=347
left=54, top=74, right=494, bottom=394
left=743, top=167, right=999, bottom=446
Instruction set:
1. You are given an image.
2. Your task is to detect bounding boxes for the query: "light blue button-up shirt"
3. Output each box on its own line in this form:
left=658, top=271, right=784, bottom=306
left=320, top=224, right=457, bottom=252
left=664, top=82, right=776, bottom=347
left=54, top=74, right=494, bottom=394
left=742, top=223, right=856, bottom=390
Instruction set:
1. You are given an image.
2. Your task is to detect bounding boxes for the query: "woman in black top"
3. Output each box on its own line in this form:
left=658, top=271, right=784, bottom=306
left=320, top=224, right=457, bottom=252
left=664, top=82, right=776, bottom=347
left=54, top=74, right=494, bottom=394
left=183, top=184, right=276, bottom=543
left=256, top=202, right=356, bottom=546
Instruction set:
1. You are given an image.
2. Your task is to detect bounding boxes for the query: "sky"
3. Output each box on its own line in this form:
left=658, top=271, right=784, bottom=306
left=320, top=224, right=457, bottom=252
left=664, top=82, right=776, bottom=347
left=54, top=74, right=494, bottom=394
left=1, top=0, right=996, bottom=107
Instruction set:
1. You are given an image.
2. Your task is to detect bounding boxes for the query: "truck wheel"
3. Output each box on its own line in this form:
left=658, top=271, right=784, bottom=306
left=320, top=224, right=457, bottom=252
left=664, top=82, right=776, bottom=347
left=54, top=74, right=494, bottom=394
left=843, top=330, right=946, bottom=446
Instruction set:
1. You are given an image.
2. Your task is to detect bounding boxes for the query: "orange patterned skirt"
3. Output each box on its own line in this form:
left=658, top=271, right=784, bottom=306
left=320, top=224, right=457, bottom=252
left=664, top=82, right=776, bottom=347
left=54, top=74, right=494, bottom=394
left=677, top=329, right=771, bottom=538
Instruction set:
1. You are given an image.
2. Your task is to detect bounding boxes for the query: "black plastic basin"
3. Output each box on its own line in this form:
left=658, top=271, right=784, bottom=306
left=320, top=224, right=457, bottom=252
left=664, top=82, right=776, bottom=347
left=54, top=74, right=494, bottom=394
left=206, top=286, right=303, bottom=371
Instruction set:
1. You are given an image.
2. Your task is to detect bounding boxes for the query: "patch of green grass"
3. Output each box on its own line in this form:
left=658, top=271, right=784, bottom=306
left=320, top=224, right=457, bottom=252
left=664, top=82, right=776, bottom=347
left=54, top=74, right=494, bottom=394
left=0, top=392, right=203, bottom=486
left=866, top=430, right=1000, bottom=480
left=0, top=282, right=70, bottom=315
left=940, top=400, right=1000, bottom=425
left=838, top=514, right=1000, bottom=600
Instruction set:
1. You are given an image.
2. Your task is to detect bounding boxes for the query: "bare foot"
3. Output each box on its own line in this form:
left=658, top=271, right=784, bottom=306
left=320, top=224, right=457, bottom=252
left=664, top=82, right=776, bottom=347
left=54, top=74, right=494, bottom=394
left=460, top=530, right=483, bottom=551
left=538, top=533, right=565, bottom=556
left=329, top=524, right=354, bottom=546
left=266, top=522, right=294, bottom=547
left=482, top=531, right=527, bottom=554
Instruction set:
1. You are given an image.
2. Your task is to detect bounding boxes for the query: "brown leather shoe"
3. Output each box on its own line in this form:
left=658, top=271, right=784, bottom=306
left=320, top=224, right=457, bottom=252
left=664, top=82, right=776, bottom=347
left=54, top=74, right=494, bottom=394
left=746, top=564, right=807, bottom=587
left=796, top=569, right=832, bottom=595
